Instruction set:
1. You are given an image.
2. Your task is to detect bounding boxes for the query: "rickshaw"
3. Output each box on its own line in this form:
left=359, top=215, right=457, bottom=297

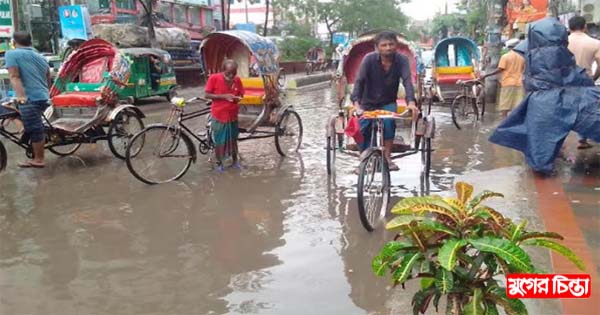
left=431, top=36, right=481, bottom=104
left=124, top=30, right=302, bottom=184
left=327, top=32, right=436, bottom=232
left=0, top=39, right=144, bottom=172
left=305, top=47, right=326, bottom=75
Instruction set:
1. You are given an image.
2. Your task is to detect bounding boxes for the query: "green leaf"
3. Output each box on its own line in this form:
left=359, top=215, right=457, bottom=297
left=386, top=215, right=426, bottom=230
left=391, top=196, right=460, bottom=222
left=468, top=237, right=533, bottom=272
left=462, top=288, right=485, bottom=315
left=391, top=196, right=443, bottom=214
left=484, top=302, right=499, bottom=315
left=419, top=260, right=432, bottom=274
left=468, top=190, right=504, bottom=209
left=474, top=206, right=506, bottom=227
left=391, top=252, right=422, bottom=284
left=435, top=268, right=454, bottom=294
left=509, top=220, right=528, bottom=242
left=412, top=219, right=459, bottom=237
left=486, top=288, right=527, bottom=315
left=483, top=254, right=498, bottom=275
left=372, top=240, right=415, bottom=276
left=420, top=277, right=435, bottom=289
left=517, top=231, right=564, bottom=243
left=522, top=239, right=586, bottom=271
left=411, top=287, right=436, bottom=315
left=438, top=239, right=467, bottom=271
left=455, top=182, right=474, bottom=204
left=433, top=292, right=442, bottom=312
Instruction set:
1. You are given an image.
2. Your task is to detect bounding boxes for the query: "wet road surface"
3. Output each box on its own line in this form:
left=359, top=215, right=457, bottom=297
left=1, top=84, right=598, bottom=314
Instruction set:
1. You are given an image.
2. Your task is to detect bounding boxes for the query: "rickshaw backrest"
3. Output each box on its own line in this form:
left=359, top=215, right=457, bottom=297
left=239, top=77, right=265, bottom=106
left=80, top=58, right=109, bottom=83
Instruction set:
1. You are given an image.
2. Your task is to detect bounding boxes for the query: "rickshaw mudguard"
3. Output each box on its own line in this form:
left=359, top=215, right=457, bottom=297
left=108, top=105, right=145, bottom=121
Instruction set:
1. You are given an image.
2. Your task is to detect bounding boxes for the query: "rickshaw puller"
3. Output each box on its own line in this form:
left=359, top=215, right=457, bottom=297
left=6, top=31, right=50, bottom=169
left=351, top=31, right=419, bottom=171
left=205, top=60, right=245, bottom=172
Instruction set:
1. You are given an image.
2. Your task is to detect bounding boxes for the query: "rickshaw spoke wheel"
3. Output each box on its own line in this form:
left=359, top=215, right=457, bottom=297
left=357, top=149, right=390, bottom=232
left=275, top=110, right=303, bottom=157
left=108, top=110, right=144, bottom=160
left=126, top=125, right=195, bottom=185
left=451, top=95, right=479, bottom=129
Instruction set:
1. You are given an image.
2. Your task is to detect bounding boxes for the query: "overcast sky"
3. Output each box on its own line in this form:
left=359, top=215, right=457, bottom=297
left=400, top=0, right=460, bottom=21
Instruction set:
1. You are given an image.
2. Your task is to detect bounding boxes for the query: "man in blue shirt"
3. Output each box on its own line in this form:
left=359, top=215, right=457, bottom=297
left=5, top=31, right=50, bottom=168
left=351, top=31, right=418, bottom=171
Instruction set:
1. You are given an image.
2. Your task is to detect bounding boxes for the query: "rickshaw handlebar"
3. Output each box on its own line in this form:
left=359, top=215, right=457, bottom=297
left=457, top=79, right=484, bottom=86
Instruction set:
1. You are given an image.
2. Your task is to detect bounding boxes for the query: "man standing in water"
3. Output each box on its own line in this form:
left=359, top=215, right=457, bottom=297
left=567, top=16, right=600, bottom=150
left=351, top=31, right=418, bottom=171
left=205, top=60, right=244, bottom=172
left=5, top=32, right=50, bottom=168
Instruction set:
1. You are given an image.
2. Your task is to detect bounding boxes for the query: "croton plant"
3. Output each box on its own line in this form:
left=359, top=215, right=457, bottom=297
left=372, top=182, right=585, bottom=315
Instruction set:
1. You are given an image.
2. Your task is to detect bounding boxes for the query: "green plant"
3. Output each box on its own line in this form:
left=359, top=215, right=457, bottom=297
left=372, top=182, right=585, bottom=315
left=279, top=37, right=321, bottom=62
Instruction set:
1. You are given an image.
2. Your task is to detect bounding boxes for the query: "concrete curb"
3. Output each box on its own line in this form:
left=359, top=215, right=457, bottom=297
left=287, top=73, right=332, bottom=89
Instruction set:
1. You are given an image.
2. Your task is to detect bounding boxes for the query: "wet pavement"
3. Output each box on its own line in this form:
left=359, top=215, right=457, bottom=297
left=1, top=84, right=598, bottom=314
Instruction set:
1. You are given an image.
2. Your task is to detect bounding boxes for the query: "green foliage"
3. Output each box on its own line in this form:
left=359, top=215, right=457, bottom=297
left=373, top=182, right=586, bottom=315
left=278, top=37, right=321, bottom=62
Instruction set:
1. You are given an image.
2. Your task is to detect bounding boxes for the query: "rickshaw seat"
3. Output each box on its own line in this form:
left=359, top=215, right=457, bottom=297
left=240, top=77, right=265, bottom=106
left=436, top=73, right=475, bottom=85
left=80, top=58, right=109, bottom=83
left=52, top=92, right=101, bottom=107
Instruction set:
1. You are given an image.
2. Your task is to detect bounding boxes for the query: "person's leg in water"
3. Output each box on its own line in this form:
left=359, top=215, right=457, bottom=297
left=18, top=101, right=47, bottom=168
left=382, top=103, right=399, bottom=171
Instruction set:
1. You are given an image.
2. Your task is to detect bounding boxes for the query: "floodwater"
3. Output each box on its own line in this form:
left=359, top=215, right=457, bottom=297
left=2, top=83, right=591, bottom=314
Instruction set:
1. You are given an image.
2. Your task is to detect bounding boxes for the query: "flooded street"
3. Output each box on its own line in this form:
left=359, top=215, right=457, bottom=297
left=1, top=84, right=598, bottom=314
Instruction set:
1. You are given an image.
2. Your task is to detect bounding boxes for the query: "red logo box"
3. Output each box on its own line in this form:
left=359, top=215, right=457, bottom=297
left=506, top=274, right=591, bottom=299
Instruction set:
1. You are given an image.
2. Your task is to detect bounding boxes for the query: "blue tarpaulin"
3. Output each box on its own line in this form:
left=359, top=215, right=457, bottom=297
left=489, top=18, right=600, bottom=174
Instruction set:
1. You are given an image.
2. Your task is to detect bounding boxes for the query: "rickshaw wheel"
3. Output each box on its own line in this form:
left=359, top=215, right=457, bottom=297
left=0, top=140, right=7, bottom=172
left=357, top=149, right=390, bottom=232
left=108, top=110, right=145, bottom=160
left=126, top=125, right=195, bottom=185
left=49, top=143, right=81, bottom=156
left=275, top=110, right=303, bottom=157
left=451, top=95, right=479, bottom=130
left=326, top=134, right=336, bottom=176
left=421, top=136, right=432, bottom=177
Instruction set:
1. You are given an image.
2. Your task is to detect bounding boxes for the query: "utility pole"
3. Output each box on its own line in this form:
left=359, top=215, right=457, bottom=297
left=483, top=0, right=507, bottom=104
left=244, top=0, right=249, bottom=24
left=547, top=0, right=560, bottom=17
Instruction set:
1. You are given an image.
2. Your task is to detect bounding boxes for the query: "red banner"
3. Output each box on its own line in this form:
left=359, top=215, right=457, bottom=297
left=507, top=0, right=548, bottom=24
left=506, top=274, right=591, bottom=299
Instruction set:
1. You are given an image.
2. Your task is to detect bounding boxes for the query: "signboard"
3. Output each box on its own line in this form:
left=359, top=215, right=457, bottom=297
left=234, top=23, right=256, bottom=33
left=59, top=5, right=93, bottom=41
left=0, top=0, right=14, bottom=38
left=332, top=33, right=348, bottom=45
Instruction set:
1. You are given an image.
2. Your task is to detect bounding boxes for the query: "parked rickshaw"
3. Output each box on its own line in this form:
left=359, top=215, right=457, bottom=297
left=125, top=30, right=302, bottom=184
left=431, top=36, right=481, bottom=104
left=0, top=39, right=144, bottom=172
left=327, top=31, right=436, bottom=232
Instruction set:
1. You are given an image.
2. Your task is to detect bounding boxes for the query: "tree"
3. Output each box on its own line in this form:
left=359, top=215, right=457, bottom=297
left=338, top=0, right=410, bottom=36
left=264, top=0, right=270, bottom=36
left=138, top=0, right=158, bottom=48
